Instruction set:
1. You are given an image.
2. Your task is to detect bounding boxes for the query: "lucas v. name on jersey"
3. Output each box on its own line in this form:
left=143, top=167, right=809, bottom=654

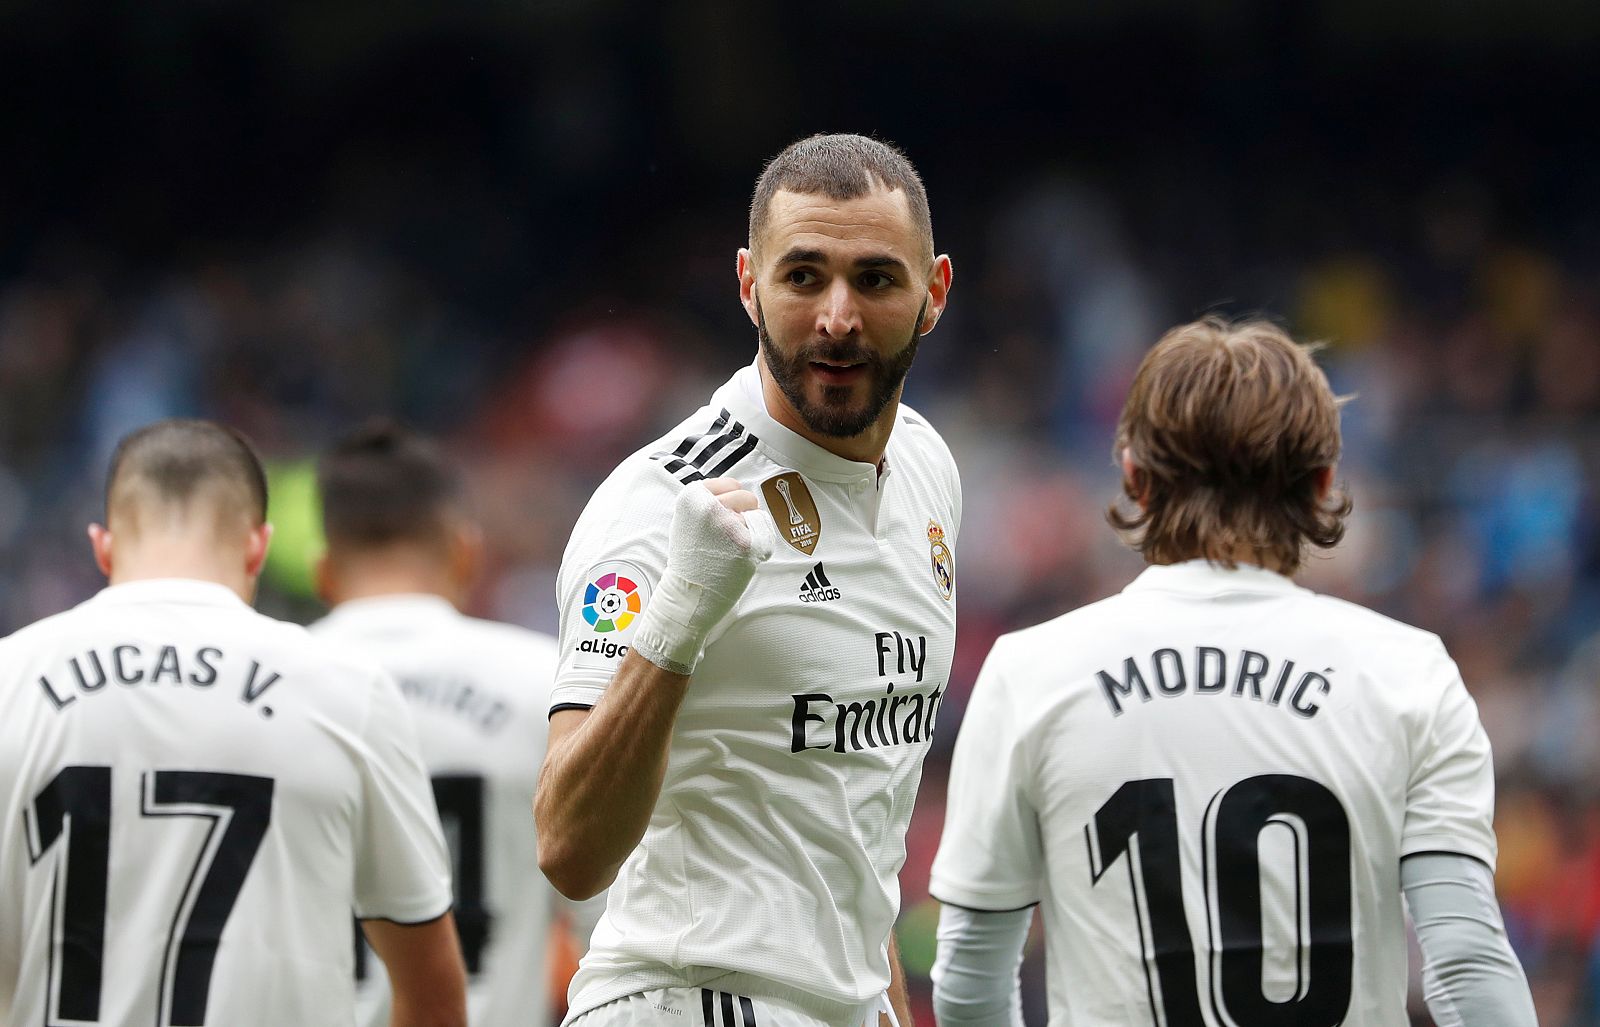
left=35, top=642, right=283, bottom=716
left=791, top=630, right=945, bottom=754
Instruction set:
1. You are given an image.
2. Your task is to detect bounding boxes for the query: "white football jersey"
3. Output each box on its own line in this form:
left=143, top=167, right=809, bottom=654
left=312, top=594, right=561, bottom=1027
left=552, top=362, right=961, bottom=1023
left=930, top=560, right=1498, bottom=1027
left=0, top=578, right=451, bottom=1027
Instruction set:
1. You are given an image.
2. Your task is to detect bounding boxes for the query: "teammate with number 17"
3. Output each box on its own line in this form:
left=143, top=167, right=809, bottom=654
left=0, top=419, right=466, bottom=1026
left=537, top=133, right=958, bottom=1027
left=929, top=319, right=1535, bottom=1026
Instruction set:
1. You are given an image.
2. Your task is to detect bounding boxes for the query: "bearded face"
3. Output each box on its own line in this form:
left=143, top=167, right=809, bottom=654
left=757, top=298, right=924, bottom=439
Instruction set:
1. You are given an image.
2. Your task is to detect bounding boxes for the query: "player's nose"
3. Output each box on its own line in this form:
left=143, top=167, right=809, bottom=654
left=816, top=278, right=863, bottom=339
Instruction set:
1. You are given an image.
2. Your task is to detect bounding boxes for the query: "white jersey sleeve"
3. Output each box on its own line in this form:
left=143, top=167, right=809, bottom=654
left=551, top=455, right=675, bottom=711
left=352, top=672, right=454, bottom=922
left=1401, top=641, right=1497, bottom=868
left=929, top=636, right=1045, bottom=912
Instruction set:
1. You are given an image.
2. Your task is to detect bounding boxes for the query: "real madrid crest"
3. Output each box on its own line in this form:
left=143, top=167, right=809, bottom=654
left=928, top=519, right=954, bottom=601
left=761, top=472, right=823, bottom=555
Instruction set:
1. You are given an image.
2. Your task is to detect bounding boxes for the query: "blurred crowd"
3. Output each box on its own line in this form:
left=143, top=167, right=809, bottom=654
left=2, top=164, right=1597, bottom=1022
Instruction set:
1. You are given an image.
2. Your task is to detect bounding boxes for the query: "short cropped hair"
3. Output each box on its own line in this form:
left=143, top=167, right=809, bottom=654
left=749, top=133, right=933, bottom=262
left=106, top=419, right=268, bottom=527
left=318, top=419, right=463, bottom=551
left=1109, top=317, right=1351, bottom=573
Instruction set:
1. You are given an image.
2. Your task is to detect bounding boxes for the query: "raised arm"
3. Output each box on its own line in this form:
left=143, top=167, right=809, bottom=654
left=535, top=478, right=771, bottom=899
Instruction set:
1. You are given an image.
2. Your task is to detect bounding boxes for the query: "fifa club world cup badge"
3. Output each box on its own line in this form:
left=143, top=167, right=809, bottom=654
left=928, top=519, right=954, bottom=601
left=761, top=472, right=823, bottom=555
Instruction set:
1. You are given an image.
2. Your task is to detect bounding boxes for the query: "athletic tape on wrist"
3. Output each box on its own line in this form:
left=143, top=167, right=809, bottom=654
left=631, top=573, right=707, bottom=675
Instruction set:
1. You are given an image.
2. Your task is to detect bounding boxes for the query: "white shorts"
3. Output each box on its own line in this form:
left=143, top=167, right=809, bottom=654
left=567, top=985, right=897, bottom=1027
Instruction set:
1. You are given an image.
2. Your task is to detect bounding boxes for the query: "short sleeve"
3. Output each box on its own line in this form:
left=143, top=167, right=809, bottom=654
left=352, top=672, right=453, bottom=922
left=550, top=462, right=673, bottom=712
left=929, top=636, right=1044, bottom=911
left=1401, top=644, right=1498, bottom=869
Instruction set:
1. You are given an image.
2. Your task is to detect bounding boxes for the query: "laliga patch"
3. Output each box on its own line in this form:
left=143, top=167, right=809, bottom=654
left=928, top=519, right=954, bottom=601
left=573, top=560, right=651, bottom=669
left=761, top=471, right=822, bottom=555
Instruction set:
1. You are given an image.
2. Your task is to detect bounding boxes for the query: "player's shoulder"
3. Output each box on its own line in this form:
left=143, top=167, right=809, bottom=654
left=0, top=603, right=82, bottom=660
left=984, top=591, right=1133, bottom=673
left=573, top=402, right=731, bottom=525
left=893, top=400, right=958, bottom=470
left=249, top=609, right=395, bottom=687
left=455, top=613, right=560, bottom=663
left=1295, top=587, right=1449, bottom=659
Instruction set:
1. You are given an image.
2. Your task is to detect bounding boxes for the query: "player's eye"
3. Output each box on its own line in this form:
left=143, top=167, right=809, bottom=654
left=859, top=271, right=894, bottom=290
left=786, top=268, right=819, bottom=287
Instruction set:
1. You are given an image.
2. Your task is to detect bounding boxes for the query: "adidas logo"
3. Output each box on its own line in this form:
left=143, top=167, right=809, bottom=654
left=798, top=562, right=841, bottom=604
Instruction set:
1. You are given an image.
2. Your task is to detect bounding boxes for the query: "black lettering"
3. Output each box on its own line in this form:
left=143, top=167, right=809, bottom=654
left=152, top=645, right=182, bottom=685
left=190, top=647, right=221, bottom=687
left=875, top=684, right=892, bottom=743
left=1269, top=660, right=1297, bottom=707
left=39, top=674, right=76, bottom=710
left=903, top=694, right=925, bottom=743
left=242, top=661, right=281, bottom=705
left=1153, top=648, right=1186, bottom=696
left=1098, top=658, right=1152, bottom=717
left=907, top=635, right=927, bottom=683
left=790, top=694, right=832, bottom=753
left=1233, top=650, right=1268, bottom=700
left=1290, top=672, right=1331, bottom=718
left=480, top=701, right=510, bottom=734
left=113, top=645, right=143, bottom=685
left=926, top=686, right=944, bottom=737
left=70, top=652, right=108, bottom=693
left=875, top=633, right=894, bottom=677
left=894, top=630, right=907, bottom=676
left=835, top=700, right=876, bottom=752
left=1196, top=647, right=1226, bottom=693
left=888, top=693, right=907, bottom=745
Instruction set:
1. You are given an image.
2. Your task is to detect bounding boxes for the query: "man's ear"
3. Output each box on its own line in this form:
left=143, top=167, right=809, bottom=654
left=1313, top=466, right=1335, bottom=501
left=244, top=522, right=274, bottom=580
left=919, top=255, right=953, bottom=335
left=449, top=520, right=484, bottom=603
left=1120, top=449, right=1149, bottom=511
left=88, top=523, right=113, bottom=579
left=313, top=553, right=336, bottom=607
left=737, top=248, right=760, bottom=328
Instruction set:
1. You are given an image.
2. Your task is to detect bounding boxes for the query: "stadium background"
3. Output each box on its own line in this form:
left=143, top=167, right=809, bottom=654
left=3, top=2, right=1599, bottom=1022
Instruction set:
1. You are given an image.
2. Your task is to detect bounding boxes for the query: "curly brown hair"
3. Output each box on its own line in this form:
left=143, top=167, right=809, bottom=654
left=1108, top=317, right=1352, bottom=574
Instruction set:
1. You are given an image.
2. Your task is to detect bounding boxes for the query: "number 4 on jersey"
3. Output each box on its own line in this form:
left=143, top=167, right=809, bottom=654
left=1088, top=775, right=1353, bottom=1027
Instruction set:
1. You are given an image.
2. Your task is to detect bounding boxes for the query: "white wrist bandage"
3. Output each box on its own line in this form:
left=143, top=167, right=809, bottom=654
left=632, top=483, right=773, bottom=675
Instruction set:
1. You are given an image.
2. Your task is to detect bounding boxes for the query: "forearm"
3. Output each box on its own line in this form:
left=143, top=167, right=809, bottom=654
left=1402, top=852, right=1536, bottom=1027
left=884, top=930, right=913, bottom=1026
left=930, top=903, right=1030, bottom=1027
left=535, top=651, right=690, bottom=898
left=364, top=915, right=467, bottom=1027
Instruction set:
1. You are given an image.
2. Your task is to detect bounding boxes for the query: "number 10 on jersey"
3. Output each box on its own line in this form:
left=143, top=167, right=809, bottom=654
left=1087, top=775, right=1354, bottom=1027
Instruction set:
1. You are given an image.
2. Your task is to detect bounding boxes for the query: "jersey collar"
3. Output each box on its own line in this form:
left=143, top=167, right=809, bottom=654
left=716, top=361, right=884, bottom=485
left=87, top=578, right=249, bottom=608
left=1123, top=559, right=1308, bottom=597
left=318, top=593, right=459, bottom=630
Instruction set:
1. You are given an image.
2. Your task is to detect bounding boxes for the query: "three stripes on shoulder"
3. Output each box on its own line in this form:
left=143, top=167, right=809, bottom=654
left=653, top=409, right=760, bottom=485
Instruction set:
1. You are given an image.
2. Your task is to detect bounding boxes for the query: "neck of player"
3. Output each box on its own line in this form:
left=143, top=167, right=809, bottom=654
left=106, top=533, right=258, bottom=603
left=319, top=549, right=467, bottom=609
left=1162, top=544, right=1296, bottom=577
